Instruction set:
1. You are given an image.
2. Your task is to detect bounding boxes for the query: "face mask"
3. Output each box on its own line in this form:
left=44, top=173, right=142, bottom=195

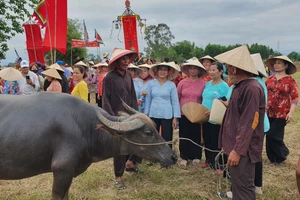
left=31, top=70, right=38, bottom=74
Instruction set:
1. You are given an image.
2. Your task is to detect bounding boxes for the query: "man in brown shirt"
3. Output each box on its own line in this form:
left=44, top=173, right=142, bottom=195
left=102, top=48, right=140, bottom=189
left=216, top=46, right=265, bottom=200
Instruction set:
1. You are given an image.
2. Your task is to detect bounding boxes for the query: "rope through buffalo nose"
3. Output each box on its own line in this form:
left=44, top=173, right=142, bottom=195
left=121, top=137, right=222, bottom=153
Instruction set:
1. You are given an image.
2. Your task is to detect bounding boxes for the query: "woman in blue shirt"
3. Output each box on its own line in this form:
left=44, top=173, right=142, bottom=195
left=202, top=62, right=229, bottom=170
left=144, top=62, right=181, bottom=148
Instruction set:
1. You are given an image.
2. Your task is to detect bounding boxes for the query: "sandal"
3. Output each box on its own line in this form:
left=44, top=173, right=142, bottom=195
left=115, top=181, right=126, bottom=190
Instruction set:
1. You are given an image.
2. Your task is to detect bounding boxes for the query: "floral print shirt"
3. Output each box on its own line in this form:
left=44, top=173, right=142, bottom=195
left=266, top=75, right=299, bottom=119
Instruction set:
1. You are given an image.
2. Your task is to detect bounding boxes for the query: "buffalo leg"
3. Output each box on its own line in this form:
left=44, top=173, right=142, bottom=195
left=52, top=170, right=73, bottom=200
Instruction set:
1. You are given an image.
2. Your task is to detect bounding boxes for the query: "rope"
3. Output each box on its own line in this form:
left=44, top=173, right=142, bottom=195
left=121, top=137, right=221, bottom=153
left=121, top=136, right=230, bottom=198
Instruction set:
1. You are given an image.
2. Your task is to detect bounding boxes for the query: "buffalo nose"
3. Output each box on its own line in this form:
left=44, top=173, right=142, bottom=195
left=171, top=151, right=178, bottom=163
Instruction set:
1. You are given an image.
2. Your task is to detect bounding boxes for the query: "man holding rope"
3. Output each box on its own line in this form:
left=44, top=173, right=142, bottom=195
left=216, top=46, right=265, bottom=200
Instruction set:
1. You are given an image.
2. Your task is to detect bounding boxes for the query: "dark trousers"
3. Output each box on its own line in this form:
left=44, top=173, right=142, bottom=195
left=178, top=115, right=202, bottom=160
left=266, top=118, right=289, bottom=163
left=202, top=122, right=222, bottom=169
left=113, top=155, right=142, bottom=177
left=96, top=94, right=102, bottom=107
left=254, top=161, right=262, bottom=187
left=151, top=118, right=173, bottom=149
left=229, top=154, right=256, bottom=200
left=88, top=93, right=90, bottom=103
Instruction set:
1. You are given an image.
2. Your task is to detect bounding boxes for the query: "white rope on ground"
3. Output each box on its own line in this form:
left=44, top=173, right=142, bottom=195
left=121, top=136, right=231, bottom=199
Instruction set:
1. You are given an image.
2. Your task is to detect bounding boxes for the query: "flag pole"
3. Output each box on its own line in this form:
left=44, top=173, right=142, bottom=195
left=71, top=47, right=73, bottom=66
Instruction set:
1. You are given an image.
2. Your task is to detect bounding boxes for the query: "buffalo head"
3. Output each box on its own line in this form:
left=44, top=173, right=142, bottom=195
left=95, top=101, right=177, bottom=168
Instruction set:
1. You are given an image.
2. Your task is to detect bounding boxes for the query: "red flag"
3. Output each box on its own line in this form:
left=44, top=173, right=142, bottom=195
left=71, top=40, right=86, bottom=48
left=43, top=0, right=68, bottom=55
left=122, top=16, right=139, bottom=52
left=95, top=29, right=104, bottom=45
left=87, top=40, right=100, bottom=47
left=83, top=20, right=89, bottom=44
left=32, top=0, right=47, bottom=28
left=23, top=24, right=45, bottom=64
left=71, top=40, right=99, bottom=48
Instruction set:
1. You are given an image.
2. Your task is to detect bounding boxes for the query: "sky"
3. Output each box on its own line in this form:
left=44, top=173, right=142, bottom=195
left=1, top=0, right=300, bottom=65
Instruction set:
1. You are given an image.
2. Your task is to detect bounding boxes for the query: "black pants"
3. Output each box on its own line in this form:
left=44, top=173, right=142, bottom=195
left=202, top=122, right=222, bottom=169
left=88, top=93, right=90, bottom=103
left=266, top=118, right=289, bottom=163
left=96, top=94, right=102, bottom=107
left=254, top=161, right=262, bottom=187
left=151, top=118, right=173, bottom=149
left=113, top=155, right=142, bottom=177
left=178, top=115, right=202, bottom=160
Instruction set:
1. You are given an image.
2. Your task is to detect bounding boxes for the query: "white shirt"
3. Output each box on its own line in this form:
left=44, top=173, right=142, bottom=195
left=18, top=71, right=40, bottom=95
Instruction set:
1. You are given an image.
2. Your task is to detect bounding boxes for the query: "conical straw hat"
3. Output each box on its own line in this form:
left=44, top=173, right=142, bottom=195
left=251, top=53, right=268, bottom=78
left=182, top=102, right=209, bottom=123
left=199, top=55, right=215, bottom=63
left=0, top=67, right=22, bottom=81
left=209, top=99, right=227, bottom=125
left=108, top=48, right=138, bottom=68
left=94, top=62, right=108, bottom=68
left=42, top=67, right=62, bottom=80
left=181, top=57, right=207, bottom=77
left=214, top=45, right=258, bottom=75
left=66, top=67, right=74, bottom=73
left=265, top=55, right=297, bottom=75
left=128, top=63, right=143, bottom=76
left=149, top=62, right=179, bottom=81
left=138, top=63, right=152, bottom=69
left=74, top=61, right=88, bottom=68
left=49, top=63, right=64, bottom=72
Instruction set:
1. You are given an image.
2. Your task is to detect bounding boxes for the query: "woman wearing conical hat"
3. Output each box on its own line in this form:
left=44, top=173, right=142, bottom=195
left=199, top=55, right=215, bottom=82
left=42, top=68, right=62, bottom=92
left=138, top=63, right=154, bottom=113
left=177, top=58, right=207, bottom=166
left=201, top=61, right=229, bottom=170
left=144, top=62, right=181, bottom=148
left=95, top=62, right=109, bottom=107
left=128, top=63, right=143, bottom=103
left=265, top=56, right=298, bottom=165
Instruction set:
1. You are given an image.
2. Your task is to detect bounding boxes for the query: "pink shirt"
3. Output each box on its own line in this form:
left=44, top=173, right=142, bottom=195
left=177, top=78, right=206, bottom=115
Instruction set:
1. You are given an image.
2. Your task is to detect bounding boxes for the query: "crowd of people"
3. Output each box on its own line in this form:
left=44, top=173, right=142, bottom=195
left=0, top=46, right=299, bottom=199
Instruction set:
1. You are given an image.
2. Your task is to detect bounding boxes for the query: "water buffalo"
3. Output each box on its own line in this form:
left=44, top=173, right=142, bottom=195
left=0, top=92, right=177, bottom=199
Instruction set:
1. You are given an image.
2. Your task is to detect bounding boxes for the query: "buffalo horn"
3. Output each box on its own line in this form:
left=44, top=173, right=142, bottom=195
left=120, top=98, right=138, bottom=115
left=96, top=109, right=144, bottom=134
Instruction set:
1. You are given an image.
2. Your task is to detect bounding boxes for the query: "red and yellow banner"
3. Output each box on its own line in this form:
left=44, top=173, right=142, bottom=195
left=122, top=16, right=139, bottom=52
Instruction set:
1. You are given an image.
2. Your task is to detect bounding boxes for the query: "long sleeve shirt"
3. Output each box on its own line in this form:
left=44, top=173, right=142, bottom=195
left=102, top=69, right=138, bottom=116
left=18, top=71, right=40, bottom=95
left=219, top=78, right=265, bottom=163
left=177, top=77, right=206, bottom=115
left=71, top=80, right=88, bottom=102
left=144, top=79, right=181, bottom=119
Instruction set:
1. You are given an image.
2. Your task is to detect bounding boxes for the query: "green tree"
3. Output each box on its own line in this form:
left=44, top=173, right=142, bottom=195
left=168, top=40, right=205, bottom=62
left=45, top=19, right=87, bottom=65
left=144, top=23, right=175, bottom=61
left=0, top=0, right=38, bottom=59
left=288, top=51, right=300, bottom=62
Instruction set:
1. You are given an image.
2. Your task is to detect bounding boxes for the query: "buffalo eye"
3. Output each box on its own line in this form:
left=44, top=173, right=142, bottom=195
left=145, top=130, right=153, bottom=136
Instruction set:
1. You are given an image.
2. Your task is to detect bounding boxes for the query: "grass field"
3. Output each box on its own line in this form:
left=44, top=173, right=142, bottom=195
left=1, top=72, right=300, bottom=200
